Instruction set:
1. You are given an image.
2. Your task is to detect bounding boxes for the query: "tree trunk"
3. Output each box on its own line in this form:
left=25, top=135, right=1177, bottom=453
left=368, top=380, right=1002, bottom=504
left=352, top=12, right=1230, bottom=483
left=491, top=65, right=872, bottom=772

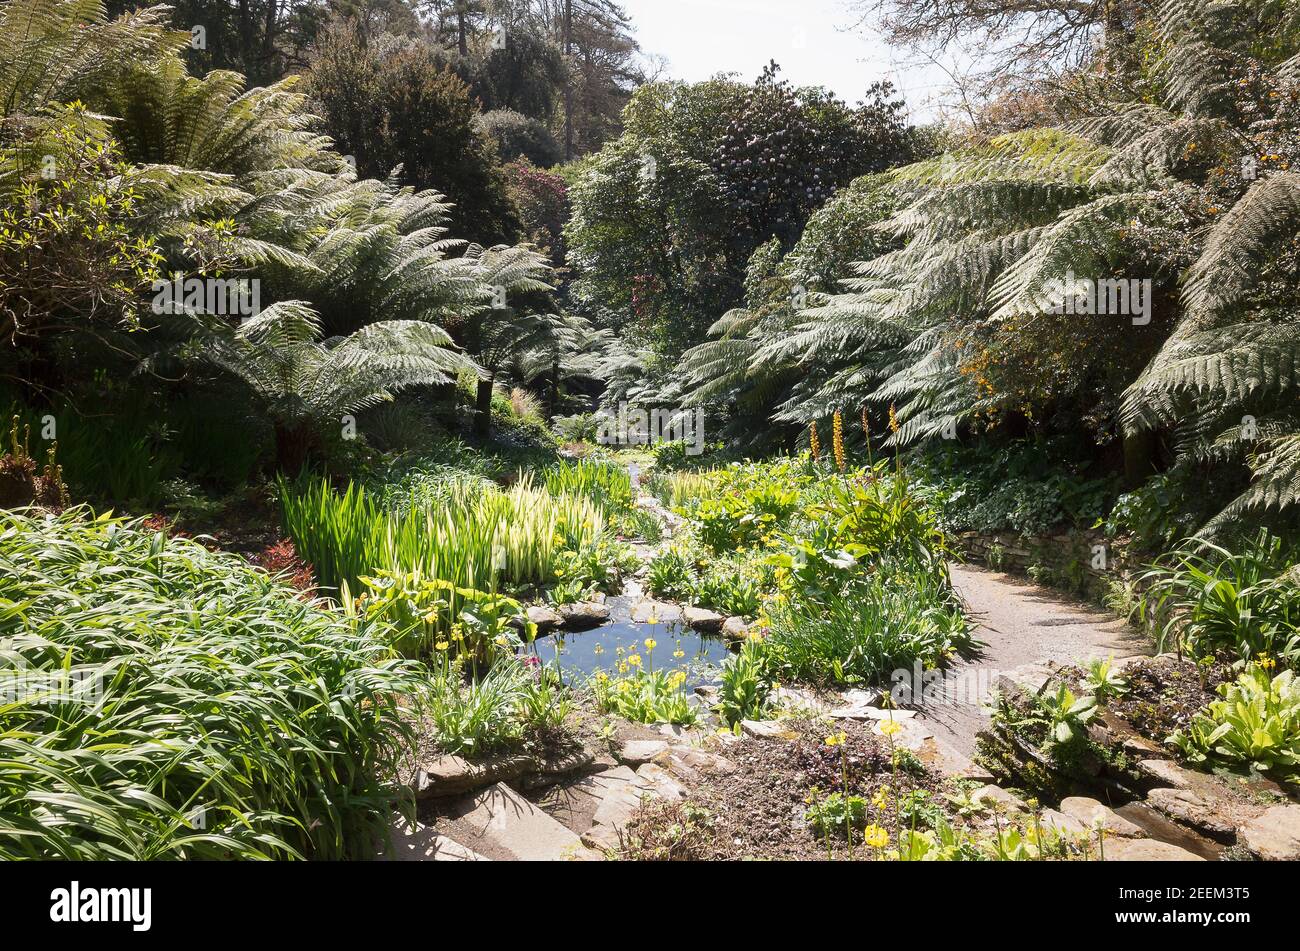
left=563, top=0, right=574, bottom=161
left=474, top=374, right=494, bottom=438
left=1121, top=429, right=1158, bottom=489
left=274, top=424, right=311, bottom=475
left=457, top=9, right=468, bottom=56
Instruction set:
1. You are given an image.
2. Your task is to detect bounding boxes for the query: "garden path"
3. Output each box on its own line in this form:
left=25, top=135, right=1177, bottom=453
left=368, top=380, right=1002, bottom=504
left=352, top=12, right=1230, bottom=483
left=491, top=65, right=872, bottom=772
left=913, top=565, right=1151, bottom=759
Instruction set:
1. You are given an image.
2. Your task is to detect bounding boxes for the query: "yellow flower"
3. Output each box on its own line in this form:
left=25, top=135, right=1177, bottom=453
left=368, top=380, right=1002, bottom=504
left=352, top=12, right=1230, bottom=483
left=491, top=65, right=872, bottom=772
left=878, top=719, right=903, bottom=737
left=824, top=731, right=846, bottom=747
left=888, top=403, right=900, bottom=434
left=593, top=644, right=605, bottom=655
left=862, top=824, right=889, bottom=848
left=434, top=640, right=450, bottom=652
left=809, top=420, right=821, bottom=460
left=872, top=786, right=890, bottom=810
left=644, top=638, right=657, bottom=652
left=647, top=613, right=659, bottom=626
left=832, top=409, right=846, bottom=473
left=673, top=649, right=685, bottom=658
left=627, top=654, right=642, bottom=667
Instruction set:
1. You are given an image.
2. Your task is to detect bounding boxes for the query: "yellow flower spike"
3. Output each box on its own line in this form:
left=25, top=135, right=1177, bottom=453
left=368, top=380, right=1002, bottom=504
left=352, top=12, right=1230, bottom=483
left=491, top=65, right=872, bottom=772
left=628, top=654, right=642, bottom=667
left=647, top=613, right=659, bottom=626
left=878, top=719, right=903, bottom=737
left=673, top=649, right=685, bottom=659
left=824, top=731, right=846, bottom=747
left=872, top=786, right=890, bottom=810
left=644, top=638, right=657, bottom=652
left=434, top=641, right=449, bottom=652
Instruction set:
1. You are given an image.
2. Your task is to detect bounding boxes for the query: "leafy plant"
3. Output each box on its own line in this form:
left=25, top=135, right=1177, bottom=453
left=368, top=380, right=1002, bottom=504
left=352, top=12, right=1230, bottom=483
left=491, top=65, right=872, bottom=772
left=718, top=636, right=776, bottom=727
left=591, top=667, right=698, bottom=726
left=1084, top=657, right=1129, bottom=704
left=1169, top=664, right=1300, bottom=780
left=1040, top=684, right=1098, bottom=749
left=0, top=509, right=422, bottom=860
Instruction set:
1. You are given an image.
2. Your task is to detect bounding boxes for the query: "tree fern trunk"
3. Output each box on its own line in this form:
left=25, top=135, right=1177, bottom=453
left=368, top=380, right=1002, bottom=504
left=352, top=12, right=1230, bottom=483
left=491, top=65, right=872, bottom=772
left=1122, top=429, right=1157, bottom=489
left=474, top=374, right=494, bottom=438
left=274, top=424, right=311, bottom=475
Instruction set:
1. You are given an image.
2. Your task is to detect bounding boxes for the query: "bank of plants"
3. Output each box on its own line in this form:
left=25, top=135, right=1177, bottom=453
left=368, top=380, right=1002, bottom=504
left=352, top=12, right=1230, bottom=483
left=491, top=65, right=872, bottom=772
left=0, top=509, right=422, bottom=860
left=590, top=639, right=697, bottom=726
left=1169, top=663, right=1300, bottom=781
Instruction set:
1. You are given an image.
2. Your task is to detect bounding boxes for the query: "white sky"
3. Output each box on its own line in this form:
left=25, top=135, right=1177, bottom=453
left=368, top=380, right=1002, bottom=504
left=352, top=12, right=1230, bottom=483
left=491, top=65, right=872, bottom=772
left=620, top=0, right=961, bottom=122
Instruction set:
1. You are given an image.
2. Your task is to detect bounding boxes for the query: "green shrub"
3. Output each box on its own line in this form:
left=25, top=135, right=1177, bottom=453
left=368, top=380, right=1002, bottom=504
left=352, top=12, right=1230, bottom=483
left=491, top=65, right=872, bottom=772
left=718, top=636, right=775, bottom=726
left=646, top=547, right=698, bottom=601
left=0, top=509, right=422, bottom=860
left=591, top=666, right=697, bottom=726
left=766, top=574, right=973, bottom=686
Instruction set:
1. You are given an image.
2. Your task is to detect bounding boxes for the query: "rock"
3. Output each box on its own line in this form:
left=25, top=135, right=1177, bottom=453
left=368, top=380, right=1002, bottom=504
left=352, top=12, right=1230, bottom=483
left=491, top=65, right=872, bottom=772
left=871, top=717, right=934, bottom=751
left=658, top=723, right=702, bottom=743
left=654, top=745, right=736, bottom=784
left=524, top=605, right=563, bottom=632
left=1037, top=809, right=1090, bottom=836
left=377, top=818, right=491, bottom=861
left=1120, top=734, right=1168, bottom=758
left=771, top=685, right=832, bottom=715
left=635, top=762, right=688, bottom=800
left=618, top=739, right=669, bottom=766
left=443, top=782, right=596, bottom=861
left=1238, top=805, right=1300, bottom=861
left=740, top=719, right=792, bottom=739
left=414, top=752, right=536, bottom=799
left=581, top=822, right=624, bottom=852
left=1059, top=797, right=1145, bottom=837
left=557, top=602, right=610, bottom=630
left=1137, top=758, right=1202, bottom=790
left=971, top=784, right=1030, bottom=814
left=516, top=748, right=597, bottom=790
left=693, top=684, right=720, bottom=704
left=630, top=599, right=680, bottom=623
left=1147, top=787, right=1261, bottom=839
left=682, top=606, right=725, bottom=633
left=721, top=615, right=749, bottom=640
left=829, top=702, right=916, bottom=721
left=591, top=772, right=656, bottom=830
left=1103, top=838, right=1206, bottom=861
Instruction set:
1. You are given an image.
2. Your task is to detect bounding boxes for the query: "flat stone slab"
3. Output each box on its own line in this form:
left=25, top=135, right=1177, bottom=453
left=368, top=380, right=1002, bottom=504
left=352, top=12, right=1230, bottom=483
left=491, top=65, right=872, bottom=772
left=630, top=599, right=681, bottom=623
left=444, top=782, right=596, bottom=861
left=653, top=745, right=736, bottom=784
left=740, top=719, right=795, bottom=740
left=721, top=616, right=749, bottom=640
left=829, top=702, right=916, bottom=721
left=770, top=685, right=833, bottom=714
left=871, top=717, right=934, bottom=751
left=635, top=762, right=688, bottom=800
left=1037, top=808, right=1089, bottom=836
left=1238, top=804, right=1300, bottom=861
left=1058, top=797, right=1145, bottom=838
left=971, top=784, right=1030, bottom=814
left=1147, top=787, right=1262, bottom=839
left=524, top=605, right=563, bottom=632
left=557, top=602, right=610, bottom=630
left=1103, top=838, right=1206, bottom=861
left=415, top=752, right=536, bottom=799
left=617, top=739, right=669, bottom=766
left=682, top=606, right=724, bottom=633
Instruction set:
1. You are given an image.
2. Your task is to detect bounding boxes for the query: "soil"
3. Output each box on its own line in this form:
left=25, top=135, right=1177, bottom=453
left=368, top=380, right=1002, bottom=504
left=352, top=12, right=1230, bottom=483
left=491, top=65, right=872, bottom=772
left=620, top=719, right=954, bottom=861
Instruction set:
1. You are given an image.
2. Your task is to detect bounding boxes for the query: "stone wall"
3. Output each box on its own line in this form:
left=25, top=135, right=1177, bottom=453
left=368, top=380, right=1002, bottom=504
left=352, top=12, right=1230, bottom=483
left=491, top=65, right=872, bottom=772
left=954, top=528, right=1141, bottom=605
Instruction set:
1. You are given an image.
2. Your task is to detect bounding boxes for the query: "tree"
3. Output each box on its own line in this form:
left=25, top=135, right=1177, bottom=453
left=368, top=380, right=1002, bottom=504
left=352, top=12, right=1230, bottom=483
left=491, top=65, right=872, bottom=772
left=304, top=20, right=521, bottom=245
left=477, top=108, right=563, bottom=167
left=199, top=301, right=473, bottom=471
left=565, top=68, right=919, bottom=355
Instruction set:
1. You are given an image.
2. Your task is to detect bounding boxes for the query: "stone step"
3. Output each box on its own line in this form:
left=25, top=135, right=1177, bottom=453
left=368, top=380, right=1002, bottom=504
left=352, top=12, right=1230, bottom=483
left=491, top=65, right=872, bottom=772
left=441, top=782, right=598, bottom=861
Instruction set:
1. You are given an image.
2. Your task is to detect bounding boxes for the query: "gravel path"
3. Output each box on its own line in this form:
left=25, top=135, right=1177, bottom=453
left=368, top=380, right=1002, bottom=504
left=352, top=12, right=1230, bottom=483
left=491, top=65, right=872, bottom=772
left=914, top=565, right=1152, bottom=758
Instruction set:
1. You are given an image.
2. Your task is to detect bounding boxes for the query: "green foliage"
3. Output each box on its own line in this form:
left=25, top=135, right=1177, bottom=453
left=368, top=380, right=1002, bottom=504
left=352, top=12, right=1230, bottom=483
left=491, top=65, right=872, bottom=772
left=591, top=667, right=697, bottom=726
left=718, top=636, right=775, bottom=727
left=804, top=790, right=868, bottom=837
left=279, top=473, right=604, bottom=602
left=912, top=438, right=1119, bottom=536
left=304, top=21, right=520, bottom=244
left=1039, top=684, right=1098, bottom=749
left=1084, top=657, right=1130, bottom=704
left=479, top=109, right=563, bottom=167
left=646, top=547, right=698, bottom=601
left=764, top=573, right=973, bottom=687
left=426, top=657, right=571, bottom=757
left=1170, top=664, right=1300, bottom=780
left=0, top=509, right=422, bottom=860
left=1137, top=531, right=1300, bottom=665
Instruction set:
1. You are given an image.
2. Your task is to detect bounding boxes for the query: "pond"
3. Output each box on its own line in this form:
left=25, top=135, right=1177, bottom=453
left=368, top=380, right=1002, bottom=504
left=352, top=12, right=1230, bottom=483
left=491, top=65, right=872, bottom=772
left=522, top=600, right=735, bottom=688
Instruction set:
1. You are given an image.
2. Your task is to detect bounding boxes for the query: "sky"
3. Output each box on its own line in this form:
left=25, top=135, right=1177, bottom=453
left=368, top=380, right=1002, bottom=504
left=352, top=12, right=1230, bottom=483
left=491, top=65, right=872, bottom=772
left=619, top=0, right=961, bottom=121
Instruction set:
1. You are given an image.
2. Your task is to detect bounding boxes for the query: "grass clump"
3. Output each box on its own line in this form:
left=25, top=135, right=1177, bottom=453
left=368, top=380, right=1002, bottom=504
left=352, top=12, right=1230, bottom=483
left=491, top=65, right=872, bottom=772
left=0, top=509, right=423, bottom=860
